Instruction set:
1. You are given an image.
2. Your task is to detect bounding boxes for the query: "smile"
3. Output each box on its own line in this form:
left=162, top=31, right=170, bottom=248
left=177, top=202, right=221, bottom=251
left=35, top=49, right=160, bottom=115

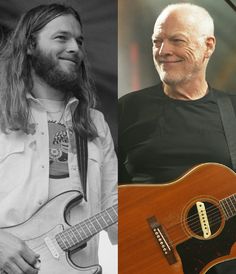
left=59, top=57, right=78, bottom=64
left=159, top=60, right=183, bottom=64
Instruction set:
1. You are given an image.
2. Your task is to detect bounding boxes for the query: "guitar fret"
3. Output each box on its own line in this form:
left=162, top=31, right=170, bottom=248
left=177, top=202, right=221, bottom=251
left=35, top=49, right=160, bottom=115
left=94, top=212, right=106, bottom=228
left=112, top=205, right=118, bottom=215
left=91, top=216, right=103, bottom=230
left=70, top=226, right=82, bottom=243
left=222, top=198, right=232, bottom=219
left=55, top=204, right=118, bottom=251
left=81, top=223, right=92, bottom=237
left=95, top=205, right=118, bottom=229
left=64, top=230, right=75, bottom=247
left=55, top=233, right=65, bottom=251
left=229, top=196, right=236, bottom=213
left=102, top=211, right=113, bottom=225
left=75, top=224, right=89, bottom=240
left=233, top=195, right=236, bottom=209
left=220, top=195, right=236, bottom=219
left=56, top=232, right=70, bottom=251
left=228, top=195, right=236, bottom=216
left=85, top=219, right=97, bottom=234
left=225, top=198, right=234, bottom=217
left=107, top=206, right=118, bottom=221
left=84, top=220, right=95, bottom=234
left=97, top=213, right=108, bottom=227
left=61, top=233, right=71, bottom=248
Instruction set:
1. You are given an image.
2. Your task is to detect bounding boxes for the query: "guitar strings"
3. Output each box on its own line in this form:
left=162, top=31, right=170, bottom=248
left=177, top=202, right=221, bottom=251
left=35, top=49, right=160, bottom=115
left=168, top=213, right=224, bottom=247
left=31, top=234, right=79, bottom=254
left=144, top=202, right=219, bottom=244
left=170, top=209, right=221, bottom=237
left=31, top=203, right=232, bottom=257
left=164, top=209, right=226, bottom=246
left=168, top=202, right=223, bottom=232
left=172, top=199, right=228, bottom=229
left=30, top=238, right=65, bottom=258
left=29, top=219, right=112, bottom=256
left=166, top=206, right=222, bottom=236
left=137, top=200, right=229, bottom=247
left=30, top=228, right=94, bottom=256
left=29, top=210, right=119, bottom=256
left=29, top=236, right=86, bottom=259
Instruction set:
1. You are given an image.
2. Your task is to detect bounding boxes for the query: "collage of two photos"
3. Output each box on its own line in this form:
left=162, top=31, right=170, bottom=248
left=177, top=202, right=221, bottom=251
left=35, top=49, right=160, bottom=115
left=0, top=0, right=236, bottom=274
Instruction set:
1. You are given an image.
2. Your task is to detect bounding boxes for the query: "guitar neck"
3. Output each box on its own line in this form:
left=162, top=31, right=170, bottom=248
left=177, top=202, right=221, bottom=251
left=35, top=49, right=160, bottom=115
left=220, top=194, right=236, bottom=219
left=55, top=204, right=118, bottom=251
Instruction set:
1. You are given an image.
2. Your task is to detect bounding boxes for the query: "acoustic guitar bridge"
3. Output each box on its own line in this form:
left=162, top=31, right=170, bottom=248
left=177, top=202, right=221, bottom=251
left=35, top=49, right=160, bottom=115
left=147, top=216, right=177, bottom=265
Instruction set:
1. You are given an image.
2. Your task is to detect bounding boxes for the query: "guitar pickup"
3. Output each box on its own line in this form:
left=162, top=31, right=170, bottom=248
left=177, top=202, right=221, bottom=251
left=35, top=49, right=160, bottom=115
left=196, top=202, right=211, bottom=239
left=147, top=216, right=177, bottom=265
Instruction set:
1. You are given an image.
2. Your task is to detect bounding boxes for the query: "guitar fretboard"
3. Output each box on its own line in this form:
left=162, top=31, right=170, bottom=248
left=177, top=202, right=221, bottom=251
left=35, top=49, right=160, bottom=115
left=220, top=194, right=236, bottom=219
left=55, top=204, right=118, bottom=251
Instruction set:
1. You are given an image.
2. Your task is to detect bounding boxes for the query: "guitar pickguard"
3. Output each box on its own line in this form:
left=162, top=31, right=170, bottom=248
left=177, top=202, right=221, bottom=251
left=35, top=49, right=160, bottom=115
left=176, top=216, right=236, bottom=274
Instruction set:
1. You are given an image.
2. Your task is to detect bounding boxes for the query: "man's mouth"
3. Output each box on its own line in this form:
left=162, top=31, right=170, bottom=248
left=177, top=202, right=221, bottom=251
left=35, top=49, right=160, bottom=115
left=159, top=60, right=183, bottom=64
left=59, top=57, right=78, bottom=64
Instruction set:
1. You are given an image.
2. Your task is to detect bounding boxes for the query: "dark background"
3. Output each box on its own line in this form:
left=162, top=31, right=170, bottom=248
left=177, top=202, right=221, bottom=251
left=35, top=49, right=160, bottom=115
left=0, top=0, right=117, bottom=146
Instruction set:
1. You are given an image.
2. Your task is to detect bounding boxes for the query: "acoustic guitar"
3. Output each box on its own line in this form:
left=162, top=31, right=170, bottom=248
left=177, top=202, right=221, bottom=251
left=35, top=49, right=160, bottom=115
left=1, top=190, right=117, bottom=274
left=119, top=163, right=236, bottom=274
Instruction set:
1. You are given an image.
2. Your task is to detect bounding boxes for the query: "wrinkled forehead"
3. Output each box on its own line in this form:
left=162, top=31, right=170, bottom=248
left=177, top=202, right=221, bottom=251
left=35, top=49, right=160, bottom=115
left=153, top=10, right=200, bottom=37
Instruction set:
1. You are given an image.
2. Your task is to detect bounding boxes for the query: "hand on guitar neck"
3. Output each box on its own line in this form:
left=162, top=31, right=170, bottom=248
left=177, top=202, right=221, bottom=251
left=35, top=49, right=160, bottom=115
left=0, top=230, right=40, bottom=274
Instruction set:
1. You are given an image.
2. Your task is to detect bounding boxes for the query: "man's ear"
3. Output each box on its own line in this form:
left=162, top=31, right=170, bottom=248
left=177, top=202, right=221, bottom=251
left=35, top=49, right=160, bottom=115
left=205, top=36, right=216, bottom=58
left=27, top=39, right=36, bottom=55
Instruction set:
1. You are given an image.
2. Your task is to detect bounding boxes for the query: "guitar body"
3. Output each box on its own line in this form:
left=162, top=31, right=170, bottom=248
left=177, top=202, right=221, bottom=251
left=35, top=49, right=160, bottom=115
left=2, top=191, right=101, bottom=274
left=119, top=163, right=236, bottom=274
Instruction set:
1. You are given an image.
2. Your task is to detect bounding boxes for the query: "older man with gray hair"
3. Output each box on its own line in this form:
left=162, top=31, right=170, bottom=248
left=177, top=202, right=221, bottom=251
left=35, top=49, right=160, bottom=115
left=119, top=3, right=236, bottom=274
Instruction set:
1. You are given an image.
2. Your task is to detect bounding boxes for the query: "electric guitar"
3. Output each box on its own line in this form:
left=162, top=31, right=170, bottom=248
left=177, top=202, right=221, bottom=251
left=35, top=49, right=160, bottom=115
left=1, top=191, right=117, bottom=274
left=119, top=163, right=236, bottom=274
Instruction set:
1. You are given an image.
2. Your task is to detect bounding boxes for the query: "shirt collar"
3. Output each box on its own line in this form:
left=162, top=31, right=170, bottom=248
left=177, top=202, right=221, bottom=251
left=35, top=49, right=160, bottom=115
left=26, top=93, right=79, bottom=113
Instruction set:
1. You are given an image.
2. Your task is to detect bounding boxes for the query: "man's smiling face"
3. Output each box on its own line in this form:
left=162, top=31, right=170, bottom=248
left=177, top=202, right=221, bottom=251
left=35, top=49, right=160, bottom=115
left=30, top=14, right=84, bottom=92
left=152, top=10, right=208, bottom=86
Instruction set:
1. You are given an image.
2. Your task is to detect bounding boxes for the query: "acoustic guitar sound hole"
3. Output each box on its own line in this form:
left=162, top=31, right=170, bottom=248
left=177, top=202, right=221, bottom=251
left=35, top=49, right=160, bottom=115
left=187, top=201, right=222, bottom=238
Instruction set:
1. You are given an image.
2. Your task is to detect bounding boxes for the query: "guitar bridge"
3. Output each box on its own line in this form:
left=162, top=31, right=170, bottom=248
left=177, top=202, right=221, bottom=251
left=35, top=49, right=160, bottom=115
left=147, top=216, right=177, bottom=265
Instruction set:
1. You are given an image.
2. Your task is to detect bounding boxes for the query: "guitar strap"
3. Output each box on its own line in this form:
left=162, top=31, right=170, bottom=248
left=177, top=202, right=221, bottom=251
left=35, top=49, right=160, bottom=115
left=75, top=132, right=88, bottom=202
left=215, top=90, right=236, bottom=171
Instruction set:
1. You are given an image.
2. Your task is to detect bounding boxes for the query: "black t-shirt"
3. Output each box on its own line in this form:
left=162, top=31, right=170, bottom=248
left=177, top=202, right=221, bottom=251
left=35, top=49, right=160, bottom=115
left=118, top=83, right=236, bottom=183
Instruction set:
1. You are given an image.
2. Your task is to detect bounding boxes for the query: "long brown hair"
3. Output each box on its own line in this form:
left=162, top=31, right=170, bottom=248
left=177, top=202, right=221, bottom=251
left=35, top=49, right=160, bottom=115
left=0, top=4, right=98, bottom=139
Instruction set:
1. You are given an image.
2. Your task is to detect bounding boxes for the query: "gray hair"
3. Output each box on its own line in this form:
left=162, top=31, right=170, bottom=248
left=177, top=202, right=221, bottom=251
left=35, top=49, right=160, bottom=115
left=156, top=3, right=214, bottom=36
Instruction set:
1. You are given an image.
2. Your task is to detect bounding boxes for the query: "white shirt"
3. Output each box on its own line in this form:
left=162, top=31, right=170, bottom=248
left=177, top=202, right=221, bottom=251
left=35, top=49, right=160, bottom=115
left=0, top=95, right=117, bottom=266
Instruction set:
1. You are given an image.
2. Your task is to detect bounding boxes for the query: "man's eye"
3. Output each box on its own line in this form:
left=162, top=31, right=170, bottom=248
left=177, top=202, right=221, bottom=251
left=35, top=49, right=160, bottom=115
left=55, top=35, right=67, bottom=40
left=153, top=39, right=162, bottom=46
left=172, top=39, right=185, bottom=43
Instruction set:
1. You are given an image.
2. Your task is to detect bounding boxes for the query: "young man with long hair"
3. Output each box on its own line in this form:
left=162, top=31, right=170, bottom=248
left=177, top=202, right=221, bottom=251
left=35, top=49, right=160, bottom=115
left=0, top=4, right=117, bottom=273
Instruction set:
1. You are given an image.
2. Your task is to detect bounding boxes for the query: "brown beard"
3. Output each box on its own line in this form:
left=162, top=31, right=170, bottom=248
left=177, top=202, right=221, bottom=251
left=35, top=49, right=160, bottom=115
left=30, top=47, right=83, bottom=94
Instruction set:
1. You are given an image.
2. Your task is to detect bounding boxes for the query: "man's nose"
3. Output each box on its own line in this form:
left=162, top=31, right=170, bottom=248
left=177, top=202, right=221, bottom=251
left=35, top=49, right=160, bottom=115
left=159, top=40, right=173, bottom=56
left=66, top=38, right=79, bottom=53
